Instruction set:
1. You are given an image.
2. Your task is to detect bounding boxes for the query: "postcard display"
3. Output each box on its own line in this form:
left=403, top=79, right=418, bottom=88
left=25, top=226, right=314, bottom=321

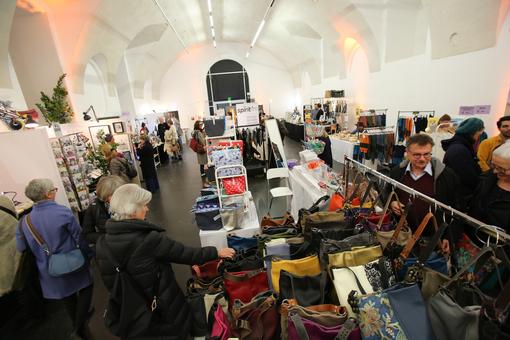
left=50, top=133, right=92, bottom=211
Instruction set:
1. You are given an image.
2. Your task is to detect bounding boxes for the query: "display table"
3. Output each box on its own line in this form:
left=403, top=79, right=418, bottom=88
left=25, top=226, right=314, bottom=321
left=289, top=165, right=328, bottom=221
left=284, top=121, right=304, bottom=142
left=199, top=192, right=259, bottom=249
left=330, top=137, right=359, bottom=164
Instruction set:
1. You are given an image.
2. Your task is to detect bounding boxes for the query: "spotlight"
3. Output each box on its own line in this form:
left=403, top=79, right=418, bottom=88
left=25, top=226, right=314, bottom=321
left=83, top=111, right=91, bottom=121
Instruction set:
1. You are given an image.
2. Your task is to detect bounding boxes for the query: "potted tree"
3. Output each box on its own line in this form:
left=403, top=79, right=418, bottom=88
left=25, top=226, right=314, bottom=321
left=36, top=74, right=74, bottom=134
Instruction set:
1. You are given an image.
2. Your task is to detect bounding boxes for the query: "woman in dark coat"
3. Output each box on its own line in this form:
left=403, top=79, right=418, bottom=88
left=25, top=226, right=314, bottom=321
left=442, top=117, right=485, bottom=207
left=82, top=175, right=126, bottom=245
left=137, top=135, right=159, bottom=193
left=95, top=184, right=235, bottom=339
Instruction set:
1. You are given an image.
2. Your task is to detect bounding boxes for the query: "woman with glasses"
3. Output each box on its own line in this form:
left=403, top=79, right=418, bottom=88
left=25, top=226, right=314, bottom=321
left=15, top=179, right=94, bottom=339
left=442, top=117, right=485, bottom=207
left=471, top=141, right=510, bottom=233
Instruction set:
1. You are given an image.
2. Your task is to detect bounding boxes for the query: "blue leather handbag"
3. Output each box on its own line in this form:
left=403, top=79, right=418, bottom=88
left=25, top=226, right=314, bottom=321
left=25, top=215, right=86, bottom=277
left=227, top=235, right=258, bottom=253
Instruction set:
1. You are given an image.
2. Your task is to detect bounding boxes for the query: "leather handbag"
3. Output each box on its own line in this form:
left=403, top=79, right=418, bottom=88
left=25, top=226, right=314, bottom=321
left=187, top=276, right=224, bottom=295
left=350, top=284, right=435, bottom=340
left=320, top=232, right=378, bottom=267
left=261, top=212, right=296, bottom=227
left=332, top=266, right=374, bottom=317
left=25, top=215, right=86, bottom=277
left=301, top=211, right=346, bottom=235
left=191, top=259, right=223, bottom=281
left=271, top=255, right=321, bottom=293
left=227, top=235, right=258, bottom=253
left=261, top=226, right=299, bottom=236
left=288, top=313, right=360, bottom=340
left=221, top=249, right=264, bottom=273
left=208, top=297, right=232, bottom=340
left=231, top=291, right=280, bottom=340
left=362, top=190, right=399, bottom=232
left=224, top=268, right=269, bottom=304
left=327, top=245, right=383, bottom=268
left=377, top=203, right=412, bottom=249
left=297, top=195, right=330, bottom=227
left=279, top=270, right=328, bottom=307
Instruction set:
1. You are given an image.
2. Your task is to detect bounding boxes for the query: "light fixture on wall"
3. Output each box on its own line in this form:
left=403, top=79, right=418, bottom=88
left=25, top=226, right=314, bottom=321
left=245, top=0, right=276, bottom=58
left=83, top=105, right=98, bottom=122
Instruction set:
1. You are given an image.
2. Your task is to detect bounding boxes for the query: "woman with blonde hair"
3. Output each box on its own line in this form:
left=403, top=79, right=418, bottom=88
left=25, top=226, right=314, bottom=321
left=164, top=119, right=182, bottom=161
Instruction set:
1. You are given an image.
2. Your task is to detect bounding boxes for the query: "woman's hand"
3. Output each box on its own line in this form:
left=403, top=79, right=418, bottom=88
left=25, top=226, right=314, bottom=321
left=218, top=247, right=236, bottom=259
left=390, top=201, right=404, bottom=216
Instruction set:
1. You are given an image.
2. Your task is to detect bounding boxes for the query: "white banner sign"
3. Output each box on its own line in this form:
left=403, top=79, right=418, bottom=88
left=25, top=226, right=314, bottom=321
left=236, top=103, right=259, bottom=127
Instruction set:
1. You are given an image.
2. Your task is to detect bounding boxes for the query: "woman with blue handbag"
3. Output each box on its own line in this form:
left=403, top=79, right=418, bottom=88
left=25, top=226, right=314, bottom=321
left=15, top=178, right=94, bottom=339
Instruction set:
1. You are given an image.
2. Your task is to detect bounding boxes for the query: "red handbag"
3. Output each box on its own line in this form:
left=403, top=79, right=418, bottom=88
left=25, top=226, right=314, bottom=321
left=222, top=176, right=246, bottom=195
left=209, top=302, right=232, bottom=340
left=224, top=269, right=269, bottom=304
left=191, top=259, right=223, bottom=281
left=328, top=192, right=345, bottom=211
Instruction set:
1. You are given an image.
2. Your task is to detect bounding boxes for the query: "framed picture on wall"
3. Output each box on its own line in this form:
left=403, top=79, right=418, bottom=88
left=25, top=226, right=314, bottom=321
left=88, top=125, right=111, bottom=150
left=113, top=121, right=125, bottom=133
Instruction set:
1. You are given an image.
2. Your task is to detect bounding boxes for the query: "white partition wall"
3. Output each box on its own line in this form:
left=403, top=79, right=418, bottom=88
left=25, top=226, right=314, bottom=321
left=0, top=128, right=69, bottom=207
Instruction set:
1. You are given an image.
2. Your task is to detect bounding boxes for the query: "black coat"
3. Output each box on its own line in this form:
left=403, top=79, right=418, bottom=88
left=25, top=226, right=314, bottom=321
left=470, top=172, right=510, bottom=233
left=318, top=136, right=333, bottom=168
left=137, top=143, right=157, bottom=180
left=442, top=134, right=481, bottom=202
left=96, top=219, right=218, bottom=339
left=82, top=198, right=110, bottom=244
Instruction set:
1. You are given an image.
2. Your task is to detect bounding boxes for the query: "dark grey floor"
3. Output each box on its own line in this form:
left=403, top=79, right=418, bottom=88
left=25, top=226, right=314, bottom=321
left=1, top=138, right=310, bottom=340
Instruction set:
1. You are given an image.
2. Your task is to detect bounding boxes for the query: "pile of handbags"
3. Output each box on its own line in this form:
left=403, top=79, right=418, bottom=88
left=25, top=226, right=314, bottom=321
left=187, top=186, right=510, bottom=339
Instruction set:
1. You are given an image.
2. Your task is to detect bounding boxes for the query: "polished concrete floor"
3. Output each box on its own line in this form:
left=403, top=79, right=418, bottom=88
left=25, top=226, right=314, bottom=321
left=1, top=138, right=311, bottom=339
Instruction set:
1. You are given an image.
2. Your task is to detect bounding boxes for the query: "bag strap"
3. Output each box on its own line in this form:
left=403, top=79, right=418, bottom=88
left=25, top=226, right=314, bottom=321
left=399, top=212, right=437, bottom=260
left=385, top=202, right=411, bottom=249
left=223, top=268, right=264, bottom=282
left=331, top=266, right=367, bottom=295
left=358, top=181, right=374, bottom=208
left=492, top=279, right=510, bottom=319
left=346, top=173, right=363, bottom=203
left=335, top=318, right=358, bottom=340
left=25, top=214, right=51, bottom=255
left=417, top=221, right=449, bottom=263
left=0, top=205, right=17, bottom=219
left=446, top=246, right=496, bottom=285
left=289, top=312, right=310, bottom=340
left=378, top=190, right=399, bottom=228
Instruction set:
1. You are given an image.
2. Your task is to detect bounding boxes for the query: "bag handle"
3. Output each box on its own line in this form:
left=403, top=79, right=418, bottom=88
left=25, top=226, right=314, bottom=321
left=446, top=246, right=497, bottom=286
left=377, top=190, right=399, bottom=228
left=331, top=266, right=367, bottom=295
left=345, top=172, right=364, bottom=204
left=25, top=215, right=51, bottom=255
left=384, top=202, right=411, bottom=250
left=399, top=212, right=438, bottom=260
left=289, top=312, right=310, bottom=340
left=223, top=268, right=265, bottom=282
left=417, top=221, right=449, bottom=264
left=335, top=318, right=358, bottom=340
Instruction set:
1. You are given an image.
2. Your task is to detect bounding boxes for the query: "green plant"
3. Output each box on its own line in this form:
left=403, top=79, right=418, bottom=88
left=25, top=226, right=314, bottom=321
left=36, top=74, right=74, bottom=124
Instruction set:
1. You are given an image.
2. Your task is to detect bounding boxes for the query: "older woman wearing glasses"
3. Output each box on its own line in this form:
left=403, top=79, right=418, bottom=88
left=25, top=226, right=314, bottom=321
left=15, top=178, right=93, bottom=339
left=471, top=141, right=510, bottom=233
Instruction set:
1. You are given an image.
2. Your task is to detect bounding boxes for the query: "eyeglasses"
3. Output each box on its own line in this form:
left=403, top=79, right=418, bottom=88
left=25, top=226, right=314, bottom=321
left=410, top=152, right=432, bottom=159
left=50, top=188, right=58, bottom=193
left=491, top=164, right=510, bottom=174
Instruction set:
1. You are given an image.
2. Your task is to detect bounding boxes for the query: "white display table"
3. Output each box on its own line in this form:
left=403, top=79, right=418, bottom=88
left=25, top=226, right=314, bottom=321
left=199, top=191, right=260, bottom=249
left=289, top=165, right=328, bottom=221
left=330, top=137, right=358, bottom=164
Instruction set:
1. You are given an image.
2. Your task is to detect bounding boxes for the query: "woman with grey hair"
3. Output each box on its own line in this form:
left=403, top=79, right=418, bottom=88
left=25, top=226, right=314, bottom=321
left=82, top=175, right=126, bottom=244
left=15, top=178, right=93, bottom=339
left=471, top=140, right=510, bottom=232
left=95, top=184, right=235, bottom=339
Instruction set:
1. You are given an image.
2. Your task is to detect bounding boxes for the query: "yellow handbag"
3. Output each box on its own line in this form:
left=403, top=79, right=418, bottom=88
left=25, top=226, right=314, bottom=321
left=271, top=255, right=321, bottom=293
left=327, top=245, right=383, bottom=268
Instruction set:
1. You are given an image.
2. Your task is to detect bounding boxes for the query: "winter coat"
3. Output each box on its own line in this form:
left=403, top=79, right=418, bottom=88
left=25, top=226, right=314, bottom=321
left=137, top=143, right=158, bottom=180
left=0, top=196, right=21, bottom=296
left=442, top=134, right=481, bottom=203
left=15, top=200, right=92, bottom=299
left=82, top=198, right=110, bottom=244
left=193, top=129, right=208, bottom=165
left=163, top=128, right=179, bottom=155
left=95, top=219, right=218, bottom=339
left=110, top=156, right=130, bottom=182
left=318, top=136, right=333, bottom=168
left=470, top=172, right=510, bottom=233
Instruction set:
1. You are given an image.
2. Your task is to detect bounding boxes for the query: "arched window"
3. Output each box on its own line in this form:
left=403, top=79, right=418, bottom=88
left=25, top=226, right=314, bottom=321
left=206, top=59, right=250, bottom=115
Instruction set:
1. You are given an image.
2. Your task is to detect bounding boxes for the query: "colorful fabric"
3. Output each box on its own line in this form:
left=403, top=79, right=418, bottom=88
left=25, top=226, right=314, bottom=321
left=210, top=148, right=243, bottom=177
left=357, top=293, right=407, bottom=340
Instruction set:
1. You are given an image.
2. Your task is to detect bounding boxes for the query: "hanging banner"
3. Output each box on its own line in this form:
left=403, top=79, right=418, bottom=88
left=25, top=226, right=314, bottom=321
left=236, top=102, right=259, bottom=127
left=459, top=105, right=491, bottom=115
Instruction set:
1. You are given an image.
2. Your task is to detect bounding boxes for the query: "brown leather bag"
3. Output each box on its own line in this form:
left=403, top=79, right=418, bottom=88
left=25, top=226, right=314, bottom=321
left=260, top=212, right=296, bottom=227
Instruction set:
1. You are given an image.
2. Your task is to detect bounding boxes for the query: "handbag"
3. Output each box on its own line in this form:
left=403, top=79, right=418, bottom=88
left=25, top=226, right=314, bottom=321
left=288, top=313, right=360, bottom=340
left=350, top=284, right=435, bottom=340
left=297, top=195, right=330, bottom=227
left=327, top=245, right=383, bottom=268
left=208, top=295, right=232, bottom=340
left=220, top=203, right=245, bottom=231
left=377, top=202, right=412, bottom=249
left=191, top=259, right=223, bottom=281
left=279, top=270, right=328, bottom=307
left=231, top=291, right=280, bottom=340
left=203, top=116, right=226, bottom=137
left=227, top=235, right=258, bottom=253
left=193, top=205, right=222, bottom=231
left=221, top=249, right=264, bottom=273
left=195, top=194, right=220, bottom=209
left=24, top=214, right=86, bottom=277
left=223, top=268, right=269, bottom=304
left=222, top=176, right=246, bottom=195
left=210, top=147, right=243, bottom=177
left=271, top=255, right=321, bottom=293
left=190, top=136, right=206, bottom=154
left=124, top=159, right=138, bottom=179
left=187, top=276, right=224, bottom=295
left=301, top=211, right=346, bottom=235
left=260, top=212, right=296, bottom=228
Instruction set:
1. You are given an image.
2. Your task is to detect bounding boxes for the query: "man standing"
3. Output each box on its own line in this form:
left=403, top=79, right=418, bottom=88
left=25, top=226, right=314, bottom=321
left=478, top=116, right=510, bottom=172
left=389, top=134, right=460, bottom=251
left=156, top=117, right=170, bottom=164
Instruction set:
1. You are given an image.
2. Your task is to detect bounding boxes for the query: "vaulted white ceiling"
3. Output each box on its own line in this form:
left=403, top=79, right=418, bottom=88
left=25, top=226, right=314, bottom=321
left=3, top=0, right=510, bottom=99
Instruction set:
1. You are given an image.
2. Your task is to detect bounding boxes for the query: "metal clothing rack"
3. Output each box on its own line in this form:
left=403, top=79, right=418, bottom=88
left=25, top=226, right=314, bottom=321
left=344, top=156, right=510, bottom=243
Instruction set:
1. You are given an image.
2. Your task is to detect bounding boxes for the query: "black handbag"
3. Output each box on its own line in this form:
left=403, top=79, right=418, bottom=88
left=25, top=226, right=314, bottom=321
left=279, top=270, right=328, bottom=307
left=12, top=223, right=40, bottom=291
left=319, top=232, right=378, bottom=268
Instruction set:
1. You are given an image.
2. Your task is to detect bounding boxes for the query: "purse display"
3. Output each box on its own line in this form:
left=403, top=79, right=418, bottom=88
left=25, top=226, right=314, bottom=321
left=24, top=215, right=86, bottom=277
left=279, top=270, right=328, bottom=307
left=260, top=212, right=296, bottom=227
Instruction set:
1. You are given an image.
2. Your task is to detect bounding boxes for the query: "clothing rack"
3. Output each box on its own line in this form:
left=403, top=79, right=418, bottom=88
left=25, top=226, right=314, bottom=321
left=397, top=110, right=435, bottom=117
left=361, top=126, right=395, bottom=134
left=344, top=156, right=510, bottom=243
left=359, top=109, right=387, bottom=116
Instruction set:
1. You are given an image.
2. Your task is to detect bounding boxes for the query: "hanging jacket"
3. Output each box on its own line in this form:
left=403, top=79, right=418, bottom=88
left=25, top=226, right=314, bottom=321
left=96, top=219, right=218, bottom=339
left=442, top=133, right=481, bottom=205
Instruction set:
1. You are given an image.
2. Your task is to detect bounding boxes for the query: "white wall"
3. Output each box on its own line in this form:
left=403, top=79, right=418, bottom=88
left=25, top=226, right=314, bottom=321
left=0, top=54, right=27, bottom=111
left=297, top=11, right=510, bottom=136
left=158, top=42, right=296, bottom=129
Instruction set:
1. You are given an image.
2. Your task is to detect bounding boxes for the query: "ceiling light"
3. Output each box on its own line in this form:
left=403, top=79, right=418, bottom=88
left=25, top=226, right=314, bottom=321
left=207, top=0, right=212, bottom=12
left=246, top=52, right=250, bottom=58
left=246, top=0, right=276, bottom=56
left=209, top=14, right=214, bottom=27
left=251, top=20, right=265, bottom=47
left=214, top=40, right=217, bottom=48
